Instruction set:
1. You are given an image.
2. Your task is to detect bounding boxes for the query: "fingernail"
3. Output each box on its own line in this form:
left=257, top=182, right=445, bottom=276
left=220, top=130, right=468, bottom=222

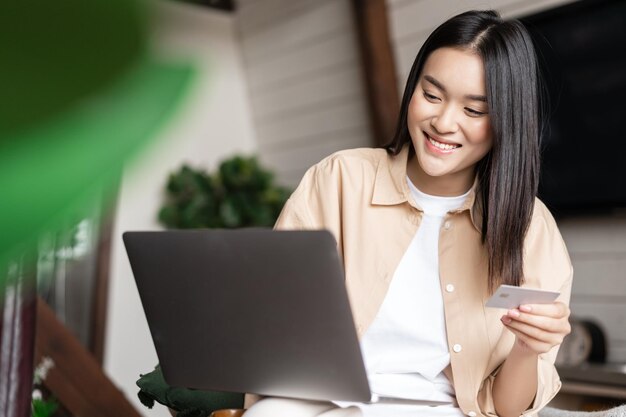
left=508, top=309, right=520, bottom=318
left=501, top=316, right=512, bottom=324
left=520, top=305, right=532, bottom=312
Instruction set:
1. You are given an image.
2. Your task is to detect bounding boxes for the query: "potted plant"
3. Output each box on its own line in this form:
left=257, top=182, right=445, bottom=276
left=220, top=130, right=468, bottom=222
left=158, top=155, right=290, bottom=230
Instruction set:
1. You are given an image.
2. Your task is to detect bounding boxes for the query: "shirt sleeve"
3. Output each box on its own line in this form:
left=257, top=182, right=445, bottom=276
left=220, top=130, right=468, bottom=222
left=273, top=168, right=316, bottom=231
left=272, top=158, right=344, bottom=250
left=476, top=202, right=574, bottom=417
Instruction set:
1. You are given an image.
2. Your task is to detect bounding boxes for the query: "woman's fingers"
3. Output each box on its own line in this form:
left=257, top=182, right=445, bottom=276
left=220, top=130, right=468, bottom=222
left=518, top=302, right=570, bottom=319
left=501, top=315, right=566, bottom=346
left=504, top=306, right=571, bottom=335
left=500, top=301, right=572, bottom=355
left=504, top=325, right=554, bottom=354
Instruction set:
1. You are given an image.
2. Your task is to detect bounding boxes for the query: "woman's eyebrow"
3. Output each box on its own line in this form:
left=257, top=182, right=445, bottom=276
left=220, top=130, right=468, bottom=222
left=423, top=75, right=487, bottom=102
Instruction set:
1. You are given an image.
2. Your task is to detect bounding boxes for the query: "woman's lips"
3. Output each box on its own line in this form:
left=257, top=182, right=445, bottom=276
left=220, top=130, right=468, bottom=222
left=423, top=131, right=461, bottom=154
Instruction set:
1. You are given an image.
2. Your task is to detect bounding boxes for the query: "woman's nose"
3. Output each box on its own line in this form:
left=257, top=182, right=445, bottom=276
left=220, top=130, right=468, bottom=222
left=431, top=105, right=459, bottom=134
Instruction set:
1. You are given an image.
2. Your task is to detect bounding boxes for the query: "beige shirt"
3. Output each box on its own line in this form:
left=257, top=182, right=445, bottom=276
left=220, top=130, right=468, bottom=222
left=253, top=145, right=573, bottom=417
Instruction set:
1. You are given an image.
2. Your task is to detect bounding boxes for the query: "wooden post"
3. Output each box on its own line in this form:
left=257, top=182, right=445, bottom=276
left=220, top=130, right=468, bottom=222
left=89, top=209, right=115, bottom=365
left=352, top=0, right=401, bottom=147
left=89, top=182, right=120, bottom=365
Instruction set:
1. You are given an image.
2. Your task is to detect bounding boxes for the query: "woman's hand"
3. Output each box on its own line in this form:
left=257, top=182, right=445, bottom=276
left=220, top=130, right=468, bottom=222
left=493, top=302, right=570, bottom=417
left=501, top=302, right=571, bottom=355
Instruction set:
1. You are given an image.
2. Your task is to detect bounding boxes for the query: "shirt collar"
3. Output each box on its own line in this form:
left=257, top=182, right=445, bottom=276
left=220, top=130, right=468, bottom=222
left=371, top=144, right=483, bottom=232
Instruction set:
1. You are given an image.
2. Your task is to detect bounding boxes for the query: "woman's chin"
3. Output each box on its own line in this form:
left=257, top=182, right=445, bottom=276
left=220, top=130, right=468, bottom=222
left=415, top=153, right=452, bottom=179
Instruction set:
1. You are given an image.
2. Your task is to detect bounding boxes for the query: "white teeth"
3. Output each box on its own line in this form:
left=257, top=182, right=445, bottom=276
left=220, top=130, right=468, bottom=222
left=428, top=136, right=459, bottom=151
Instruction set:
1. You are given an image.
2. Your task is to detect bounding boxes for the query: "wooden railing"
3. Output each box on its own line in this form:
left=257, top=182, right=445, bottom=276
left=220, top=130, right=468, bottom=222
left=0, top=285, right=143, bottom=417
left=34, top=297, right=143, bottom=417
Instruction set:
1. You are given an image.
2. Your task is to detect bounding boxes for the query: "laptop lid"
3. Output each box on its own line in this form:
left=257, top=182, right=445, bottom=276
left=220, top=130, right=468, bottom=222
left=123, top=229, right=371, bottom=402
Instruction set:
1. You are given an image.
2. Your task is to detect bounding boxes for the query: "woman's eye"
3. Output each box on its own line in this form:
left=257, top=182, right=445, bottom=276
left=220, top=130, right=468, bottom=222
left=466, top=108, right=486, bottom=117
left=423, top=91, right=439, bottom=101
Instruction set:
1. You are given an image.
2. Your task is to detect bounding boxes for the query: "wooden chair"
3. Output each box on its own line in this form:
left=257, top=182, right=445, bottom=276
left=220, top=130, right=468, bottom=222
left=209, top=410, right=246, bottom=417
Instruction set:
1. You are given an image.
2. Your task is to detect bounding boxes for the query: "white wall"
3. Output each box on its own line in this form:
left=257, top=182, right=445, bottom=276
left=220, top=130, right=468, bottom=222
left=558, top=215, right=626, bottom=363
left=104, top=2, right=256, bottom=415
left=386, top=0, right=626, bottom=363
left=236, top=0, right=373, bottom=187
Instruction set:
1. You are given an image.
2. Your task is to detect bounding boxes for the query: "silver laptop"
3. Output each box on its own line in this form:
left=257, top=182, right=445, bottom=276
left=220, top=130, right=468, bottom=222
left=123, top=229, right=450, bottom=406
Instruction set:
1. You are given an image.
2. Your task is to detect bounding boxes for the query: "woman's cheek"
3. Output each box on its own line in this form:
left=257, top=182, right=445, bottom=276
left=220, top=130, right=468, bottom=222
left=469, top=119, right=493, bottom=144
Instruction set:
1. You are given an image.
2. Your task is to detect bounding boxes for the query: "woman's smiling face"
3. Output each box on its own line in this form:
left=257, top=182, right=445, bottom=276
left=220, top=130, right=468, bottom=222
left=407, top=47, right=493, bottom=196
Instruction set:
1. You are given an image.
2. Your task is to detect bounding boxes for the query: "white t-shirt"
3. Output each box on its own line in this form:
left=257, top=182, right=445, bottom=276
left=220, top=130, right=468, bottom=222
left=337, top=178, right=469, bottom=417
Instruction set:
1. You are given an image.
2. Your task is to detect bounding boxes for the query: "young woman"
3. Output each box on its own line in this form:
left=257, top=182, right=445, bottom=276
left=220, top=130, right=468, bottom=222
left=245, top=9, right=573, bottom=417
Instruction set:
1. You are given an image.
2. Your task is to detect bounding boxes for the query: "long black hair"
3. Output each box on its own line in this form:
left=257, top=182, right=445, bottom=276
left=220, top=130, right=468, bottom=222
left=386, top=10, right=546, bottom=291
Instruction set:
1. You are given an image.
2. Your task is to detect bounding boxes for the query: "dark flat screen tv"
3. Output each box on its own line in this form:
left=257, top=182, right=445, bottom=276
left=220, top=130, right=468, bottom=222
left=519, top=0, right=626, bottom=215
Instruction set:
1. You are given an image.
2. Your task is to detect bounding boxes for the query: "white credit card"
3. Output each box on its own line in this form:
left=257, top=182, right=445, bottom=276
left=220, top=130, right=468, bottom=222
left=485, top=285, right=560, bottom=309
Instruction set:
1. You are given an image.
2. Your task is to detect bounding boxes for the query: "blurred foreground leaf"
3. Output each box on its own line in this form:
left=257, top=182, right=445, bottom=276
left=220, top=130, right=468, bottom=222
left=0, top=0, right=196, bottom=289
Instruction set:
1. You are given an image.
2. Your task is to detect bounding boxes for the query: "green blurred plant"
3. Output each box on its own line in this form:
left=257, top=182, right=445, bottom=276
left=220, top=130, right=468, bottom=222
left=158, top=156, right=290, bottom=229
left=32, top=357, right=58, bottom=417
left=31, top=397, right=58, bottom=417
